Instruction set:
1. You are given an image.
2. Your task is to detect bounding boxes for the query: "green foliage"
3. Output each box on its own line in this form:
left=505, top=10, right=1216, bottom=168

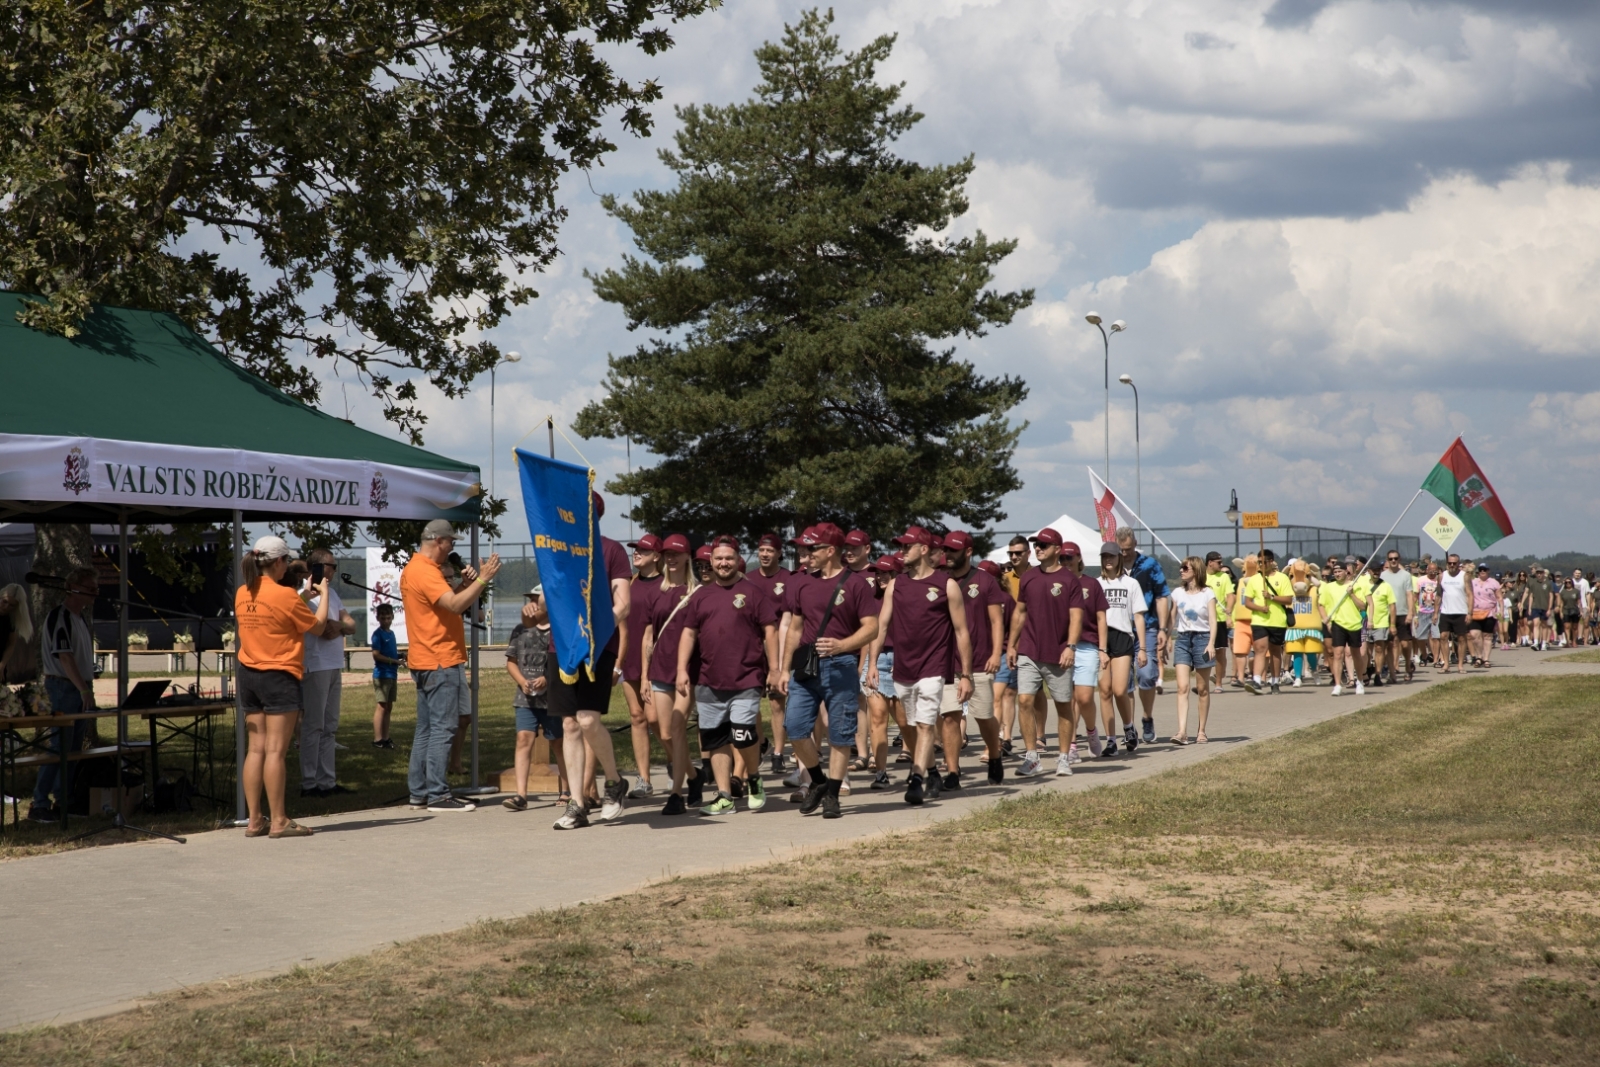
left=0, top=0, right=711, bottom=444
left=575, top=9, right=1032, bottom=544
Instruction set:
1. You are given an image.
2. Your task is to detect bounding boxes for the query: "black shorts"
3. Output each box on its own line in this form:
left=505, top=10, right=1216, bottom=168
left=1475, top=617, right=1498, bottom=634
left=1440, top=614, right=1470, bottom=637
left=1393, top=615, right=1409, bottom=632
left=1214, top=622, right=1228, bottom=650
left=1563, top=612, right=1581, bottom=625
left=1106, top=628, right=1139, bottom=659
left=545, top=646, right=618, bottom=718
left=1329, top=624, right=1362, bottom=649
left=1254, top=626, right=1286, bottom=648
left=237, top=663, right=302, bottom=714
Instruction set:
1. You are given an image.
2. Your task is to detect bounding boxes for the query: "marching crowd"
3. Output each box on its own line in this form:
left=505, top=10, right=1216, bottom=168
left=197, top=498, right=1596, bottom=836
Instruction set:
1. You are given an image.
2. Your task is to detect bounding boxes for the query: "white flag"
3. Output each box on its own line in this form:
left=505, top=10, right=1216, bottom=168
left=1087, top=468, right=1180, bottom=561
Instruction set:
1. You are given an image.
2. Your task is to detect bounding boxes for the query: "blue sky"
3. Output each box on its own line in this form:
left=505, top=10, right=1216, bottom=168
left=315, top=0, right=1600, bottom=554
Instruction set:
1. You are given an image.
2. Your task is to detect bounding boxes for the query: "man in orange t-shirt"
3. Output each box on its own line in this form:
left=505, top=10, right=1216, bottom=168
left=401, top=519, right=501, bottom=810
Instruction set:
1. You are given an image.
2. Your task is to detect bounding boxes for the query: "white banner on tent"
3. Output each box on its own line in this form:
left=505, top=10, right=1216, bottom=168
left=366, top=546, right=407, bottom=645
left=0, top=433, right=478, bottom=519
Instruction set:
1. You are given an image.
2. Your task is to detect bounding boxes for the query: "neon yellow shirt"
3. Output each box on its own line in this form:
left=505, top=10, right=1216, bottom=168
left=1319, top=580, right=1362, bottom=631
left=1206, top=571, right=1234, bottom=625
left=1242, top=571, right=1292, bottom=627
left=1369, top=582, right=1396, bottom=630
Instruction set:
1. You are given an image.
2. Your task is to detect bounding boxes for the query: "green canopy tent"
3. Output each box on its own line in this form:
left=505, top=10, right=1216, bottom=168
left=0, top=292, right=490, bottom=830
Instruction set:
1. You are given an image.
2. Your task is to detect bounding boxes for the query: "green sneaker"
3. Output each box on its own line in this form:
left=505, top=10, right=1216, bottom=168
left=699, top=793, right=736, bottom=816
left=746, top=774, right=766, bottom=810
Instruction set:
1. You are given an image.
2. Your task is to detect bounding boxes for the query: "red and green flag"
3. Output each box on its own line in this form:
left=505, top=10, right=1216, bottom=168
left=1420, top=437, right=1514, bottom=550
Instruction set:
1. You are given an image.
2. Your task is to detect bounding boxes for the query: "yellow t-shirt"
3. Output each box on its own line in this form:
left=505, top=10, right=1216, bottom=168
left=1242, top=571, right=1292, bottom=627
left=1319, top=580, right=1363, bottom=631
left=1206, top=571, right=1234, bottom=626
left=1369, top=582, right=1396, bottom=630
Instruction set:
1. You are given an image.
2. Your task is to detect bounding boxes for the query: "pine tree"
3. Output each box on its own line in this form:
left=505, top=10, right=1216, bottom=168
left=575, top=9, right=1032, bottom=544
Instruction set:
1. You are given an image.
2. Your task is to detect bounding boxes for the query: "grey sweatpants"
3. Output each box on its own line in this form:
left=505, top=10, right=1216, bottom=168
left=299, top=668, right=343, bottom=790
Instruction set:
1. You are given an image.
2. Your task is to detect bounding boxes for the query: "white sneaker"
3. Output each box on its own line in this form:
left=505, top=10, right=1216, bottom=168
left=627, top=777, right=654, bottom=799
left=1086, top=729, right=1103, bottom=757
left=1066, top=745, right=1082, bottom=765
left=1292, top=676, right=1302, bottom=688
left=1016, top=753, right=1042, bottom=777
left=839, top=776, right=852, bottom=796
left=782, top=766, right=806, bottom=789
left=1055, top=754, right=1073, bottom=776
left=1355, top=681, right=1365, bottom=695
left=1330, top=684, right=1342, bottom=696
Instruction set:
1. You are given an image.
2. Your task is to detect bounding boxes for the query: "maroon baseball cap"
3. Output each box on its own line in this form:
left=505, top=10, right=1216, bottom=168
left=1060, top=541, right=1081, bottom=557
left=592, top=490, right=605, bottom=518
left=811, top=523, right=846, bottom=548
left=736, top=555, right=747, bottom=572
left=893, top=525, right=936, bottom=547
left=695, top=544, right=714, bottom=562
left=1029, top=527, right=1063, bottom=546
left=628, top=533, right=662, bottom=552
left=713, top=533, right=741, bottom=551
left=977, top=559, right=1002, bottom=576
left=789, top=526, right=817, bottom=547
left=660, top=533, right=691, bottom=554
left=942, top=530, right=974, bottom=552
left=757, top=532, right=783, bottom=549
left=872, top=554, right=904, bottom=574
left=844, top=529, right=872, bottom=547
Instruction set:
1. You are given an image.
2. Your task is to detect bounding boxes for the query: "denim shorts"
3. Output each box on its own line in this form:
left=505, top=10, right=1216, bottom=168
left=1172, top=630, right=1214, bottom=669
left=786, top=653, right=860, bottom=747
left=514, top=704, right=564, bottom=738
left=862, top=650, right=897, bottom=699
left=1136, top=625, right=1161, bottom=690
left=1072, top=641, right=1099, bottom=687
left=994, top=660, right=1016, bottom=688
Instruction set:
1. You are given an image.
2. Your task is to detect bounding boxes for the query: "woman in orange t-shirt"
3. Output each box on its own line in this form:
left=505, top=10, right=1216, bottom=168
left=235, top=536, right=329, bottom=839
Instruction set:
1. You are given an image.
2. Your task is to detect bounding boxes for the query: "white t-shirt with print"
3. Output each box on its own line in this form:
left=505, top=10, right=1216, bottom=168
left=1101, top=575, right=1146, bottom=635
left=1170, top=586, right=1217, bottom=634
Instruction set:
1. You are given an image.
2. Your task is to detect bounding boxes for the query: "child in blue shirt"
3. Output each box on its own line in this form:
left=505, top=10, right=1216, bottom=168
left=370, top=603, right=401, bottom=749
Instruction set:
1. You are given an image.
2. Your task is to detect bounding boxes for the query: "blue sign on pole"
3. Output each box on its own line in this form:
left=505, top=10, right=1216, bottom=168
left=514, top=448, right=616, bottom=681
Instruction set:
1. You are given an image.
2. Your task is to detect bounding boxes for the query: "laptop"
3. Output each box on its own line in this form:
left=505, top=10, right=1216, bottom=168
left=119, top=680, right=172, bottom=710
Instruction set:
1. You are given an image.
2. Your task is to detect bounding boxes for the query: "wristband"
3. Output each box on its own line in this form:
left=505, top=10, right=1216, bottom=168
left=475, top=577, right=487, bottom=587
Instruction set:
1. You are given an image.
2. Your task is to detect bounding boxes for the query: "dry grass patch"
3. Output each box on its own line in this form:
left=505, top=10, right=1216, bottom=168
left=5, top=676, right=1600, bottom=1066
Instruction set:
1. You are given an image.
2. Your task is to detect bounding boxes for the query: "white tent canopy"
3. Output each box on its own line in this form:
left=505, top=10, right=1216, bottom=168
left=986, top=512, right=1104, bottom=563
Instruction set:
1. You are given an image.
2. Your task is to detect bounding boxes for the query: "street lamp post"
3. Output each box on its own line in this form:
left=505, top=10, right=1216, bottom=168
left=1118, top=374, right=1141, bottom=520
left=487, top=350, right=521, bottom=638
left=1225, top=489, right=1241, bottom=561
left=1085, top=313, right=1126, bottom=487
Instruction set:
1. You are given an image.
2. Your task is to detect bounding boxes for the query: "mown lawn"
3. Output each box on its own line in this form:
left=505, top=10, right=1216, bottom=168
left=5, top=675, right=1600, bottom=1065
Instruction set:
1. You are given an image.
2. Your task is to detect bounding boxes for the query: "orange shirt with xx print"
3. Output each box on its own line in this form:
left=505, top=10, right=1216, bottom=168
left=235, top=580, right=320, bottom=679
left=401, top=553, right=466, bottom=671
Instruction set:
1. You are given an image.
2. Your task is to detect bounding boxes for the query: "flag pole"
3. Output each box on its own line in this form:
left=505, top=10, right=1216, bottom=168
left=1323, top=488, right=1426, bottom=621
left=1089, top=467, right=1182, bottom=561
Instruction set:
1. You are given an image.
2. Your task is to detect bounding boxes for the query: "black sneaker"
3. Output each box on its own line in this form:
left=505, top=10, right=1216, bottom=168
left=870, top=770, right=892, bottom=790
left=662, top=793, right=687, bottom=816
left=1002, top=739, right=1015, bottom=758
left=1125, top=725, right=1139, bottom=753
left=686, top=780, right=704, bottom=807
left=925, top=772, right=943, bottom=800
left=904, top=773, right=925, bottom=806
left=891, top=735, right=904, bottom=750
left=26, top=805, right=59, bottom=824
left=987, top=758, right=1004, bottom=784
left=326, top=784, right=355, bottom=795
left=371, top=738, right=396, bottom=750
left=799, top=779, right=829, bottom=814
left=1269, top=682, right=1280, bottom=695
left=427, top=796, right=476, bottom=812
left=1103, top=735, right=1118, bottom=757
left=729, top=776, right=746, bottom=799
left=821, top=791, right=842, bottom=819
left=770, top=753, right=785, bottom=777
left=1142, top=718, right=1156, bottom=744
left=942, top=772, right=962, bottom=792
left=552, top=801, right=590, bottom=830
left=299, top=787, right=322, bottom=798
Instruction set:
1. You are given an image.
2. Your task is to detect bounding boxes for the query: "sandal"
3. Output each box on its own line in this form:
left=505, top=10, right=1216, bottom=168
left=848, top=756, right=869, bottom=773
left=556, top=790, right=572, bottom=805
left=244, top=819, right=270, bottom=838
left=1170, top=735, right=1190, bottom=746
left=502, top=794, right=528, bottom=811
left=1195, top=734, right=1209, bottom=744
left=269, top=820, right=315, bottom=839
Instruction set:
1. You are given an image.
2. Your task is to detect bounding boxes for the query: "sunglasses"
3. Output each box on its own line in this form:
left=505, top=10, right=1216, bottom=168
left=1061, top=552, right=1079, bottom=560
left=1008, top=549, right=1026, bottom=556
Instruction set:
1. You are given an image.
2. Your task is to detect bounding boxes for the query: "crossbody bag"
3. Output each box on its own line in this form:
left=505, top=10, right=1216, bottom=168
left=791, top=571, right=850, bottom=680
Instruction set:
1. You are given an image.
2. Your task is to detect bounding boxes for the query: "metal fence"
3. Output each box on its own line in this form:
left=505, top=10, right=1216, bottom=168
left=332, top=543, right=542, bottom=647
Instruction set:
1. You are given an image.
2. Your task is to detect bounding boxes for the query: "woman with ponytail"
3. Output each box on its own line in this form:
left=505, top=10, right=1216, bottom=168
left=236, top=536, right=330, bottom=838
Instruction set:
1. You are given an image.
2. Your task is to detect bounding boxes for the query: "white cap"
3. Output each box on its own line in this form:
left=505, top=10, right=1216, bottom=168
left=251, top=535, right=298, bottom=561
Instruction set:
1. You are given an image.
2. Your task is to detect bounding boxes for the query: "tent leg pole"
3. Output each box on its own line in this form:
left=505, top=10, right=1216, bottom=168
left=460, top=523, right=492, bottom=796
left=233, top=511, right=247, bottom=827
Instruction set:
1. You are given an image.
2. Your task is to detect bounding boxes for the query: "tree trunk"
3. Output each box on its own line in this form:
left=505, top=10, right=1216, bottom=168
left=26, top=523, right=97, bottom=679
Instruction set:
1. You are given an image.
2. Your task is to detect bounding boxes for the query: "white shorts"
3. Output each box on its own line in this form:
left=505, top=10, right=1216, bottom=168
left=966, top=671, right=996, bottom=720
left=1016, top=655, right=1072, bottom=702
left=894, top=676, right=960, bottom=726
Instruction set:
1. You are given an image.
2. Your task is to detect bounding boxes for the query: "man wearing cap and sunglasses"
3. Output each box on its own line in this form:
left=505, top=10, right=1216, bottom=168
left=744, top=532, right=794, bottom=777
left=1005, top=527, right=1084, bottom=778
left=869, top=526, right=973, bottom=803
left=941, top=531, right=1008, bottom=785
left=401, top=520, right=502, bottom=812
left=777, top=523, right=879, bottom=818
left=620, top=534, right=665, bottom=798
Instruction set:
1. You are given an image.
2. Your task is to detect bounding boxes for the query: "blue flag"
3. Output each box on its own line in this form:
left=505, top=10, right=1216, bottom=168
left=515, top=449, right=616, bottom=682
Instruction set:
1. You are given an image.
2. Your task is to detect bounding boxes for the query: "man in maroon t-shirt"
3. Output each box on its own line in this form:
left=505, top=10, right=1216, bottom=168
left=943, top=531, right=1008, bottom=784
left=1004, top=527, right=1083, bottom=779
left=549, top=491, right=634, bottom=830
left=871, top=526, right=972, bottom=806
left=678, top=543, right=781, bottom=815
left=843, top=529, right=878, bottom=777
left=1064, top=544, right=1112, bottom=757
left=743, top=532, right=794, bottom=777
left=777, top=523, right=879, bottom=818
left=620, top=533, right=663, bottom=799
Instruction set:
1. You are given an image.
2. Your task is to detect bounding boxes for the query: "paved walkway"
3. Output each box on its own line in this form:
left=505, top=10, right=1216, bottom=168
left=5, top=651, right=1595, bottom=1031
